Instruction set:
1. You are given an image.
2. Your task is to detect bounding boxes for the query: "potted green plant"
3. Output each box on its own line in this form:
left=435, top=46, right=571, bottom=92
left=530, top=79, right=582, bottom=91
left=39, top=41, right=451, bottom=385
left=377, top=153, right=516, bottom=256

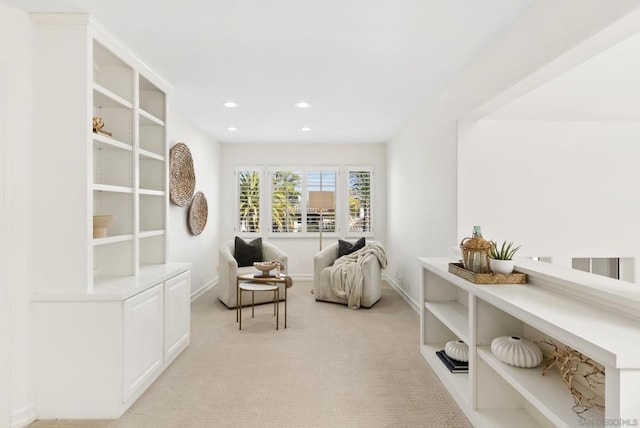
left=489, top=240, right=521, bottom=274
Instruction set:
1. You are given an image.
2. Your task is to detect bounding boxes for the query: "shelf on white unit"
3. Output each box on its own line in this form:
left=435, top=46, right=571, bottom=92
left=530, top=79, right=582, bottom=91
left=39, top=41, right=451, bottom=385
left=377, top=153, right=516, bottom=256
left=138, top=148, right=164, bottom=161
left=138, top=188, right=164, bottom=196
left=477, top=346, right=601, bottom=427
left=93, top=83, right=133, bottom=109
left=420, top=343, right=470, bottom=407
left=139, top=109, right=164, bottom=127
left=93, top=183, right=134, bottom=193
left=93, top=234, right=134, bottom=246
left=93, top=133, right=132, bottom=151
left=424, top=300, right=469, bottom=342
left=139, top=230, right=165, bottom=239
left=475, top=408, right=543, bottom=428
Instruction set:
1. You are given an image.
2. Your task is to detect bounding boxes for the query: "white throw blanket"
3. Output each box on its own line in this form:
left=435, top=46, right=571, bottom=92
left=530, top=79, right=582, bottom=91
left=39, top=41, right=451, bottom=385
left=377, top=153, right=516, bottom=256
left=328, top=241, right=387, bottom=309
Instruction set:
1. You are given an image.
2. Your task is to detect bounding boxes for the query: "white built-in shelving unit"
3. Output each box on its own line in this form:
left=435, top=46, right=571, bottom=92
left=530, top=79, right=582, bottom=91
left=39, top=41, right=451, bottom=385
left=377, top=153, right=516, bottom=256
left=419, top=257, right=640, bottom=427
left=31, top=14, right=190, bottom=419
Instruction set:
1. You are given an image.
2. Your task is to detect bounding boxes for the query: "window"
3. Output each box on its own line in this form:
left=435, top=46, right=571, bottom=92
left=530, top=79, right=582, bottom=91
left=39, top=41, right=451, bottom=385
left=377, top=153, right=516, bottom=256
left=237, top=166, right=373, bottom=236
left=348, top=170, right=372, bottom=233
left=271, top=170, right=302, bottom=233
left=237, top=169, right=260, bottom=233
left=306, top=170, right=336, bottom=233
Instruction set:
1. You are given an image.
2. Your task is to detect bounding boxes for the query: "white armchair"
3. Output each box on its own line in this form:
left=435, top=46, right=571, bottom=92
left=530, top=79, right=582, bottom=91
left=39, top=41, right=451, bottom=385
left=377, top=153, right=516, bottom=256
left=218, top=239, right=288, bottom=308
left=313, top=240, right=383, bottom=308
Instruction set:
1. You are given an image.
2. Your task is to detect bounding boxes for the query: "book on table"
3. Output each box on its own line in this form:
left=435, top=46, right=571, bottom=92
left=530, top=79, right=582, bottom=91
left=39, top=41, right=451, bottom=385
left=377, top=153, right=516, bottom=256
left=435, top=350, right=468, bottom=373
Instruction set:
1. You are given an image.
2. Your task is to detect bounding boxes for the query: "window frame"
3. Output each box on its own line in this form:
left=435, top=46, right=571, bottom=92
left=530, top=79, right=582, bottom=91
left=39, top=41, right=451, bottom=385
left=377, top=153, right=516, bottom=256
left=267, top=166, right=340, bottom=237
left=345, top=167, right=374, bottom=237
left=235, top=167, right=263, bottom=236
left=235, top=165, right=375, bottom=240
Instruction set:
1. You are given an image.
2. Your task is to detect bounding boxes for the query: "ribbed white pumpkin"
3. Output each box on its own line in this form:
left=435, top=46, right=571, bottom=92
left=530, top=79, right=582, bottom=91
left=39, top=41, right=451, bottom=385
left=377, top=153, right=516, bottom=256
left=490, top=336, right=543, bottom=368
left=444, top=340, right=469, bottom=362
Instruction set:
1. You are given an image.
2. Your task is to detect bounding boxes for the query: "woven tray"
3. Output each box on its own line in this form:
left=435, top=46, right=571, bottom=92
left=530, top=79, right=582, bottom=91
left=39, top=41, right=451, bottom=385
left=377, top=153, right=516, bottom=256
left=170, top=142, right=196, bottom=207
left=188, top=191, right=208, bottom=236
left=448, top=263, right=527, bottom=284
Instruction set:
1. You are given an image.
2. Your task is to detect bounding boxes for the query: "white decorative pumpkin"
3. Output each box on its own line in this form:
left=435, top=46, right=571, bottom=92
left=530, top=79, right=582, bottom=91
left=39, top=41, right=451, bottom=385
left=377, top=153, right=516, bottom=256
left=444, top=340, right=469, bottom=362
left=490, top=336, right=543, bottom=368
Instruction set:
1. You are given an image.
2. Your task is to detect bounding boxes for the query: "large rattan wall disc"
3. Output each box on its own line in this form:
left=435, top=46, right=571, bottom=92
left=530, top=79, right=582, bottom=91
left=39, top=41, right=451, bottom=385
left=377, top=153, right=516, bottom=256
left=188, top=191, right=208, bottom=236
left=169, top=142, right=196, bottom=207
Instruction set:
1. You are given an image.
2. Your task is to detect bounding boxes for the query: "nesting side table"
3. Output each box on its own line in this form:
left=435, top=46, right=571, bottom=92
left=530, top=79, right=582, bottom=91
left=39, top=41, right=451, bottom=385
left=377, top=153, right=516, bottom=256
left=236, top=273, right=290, bottom=330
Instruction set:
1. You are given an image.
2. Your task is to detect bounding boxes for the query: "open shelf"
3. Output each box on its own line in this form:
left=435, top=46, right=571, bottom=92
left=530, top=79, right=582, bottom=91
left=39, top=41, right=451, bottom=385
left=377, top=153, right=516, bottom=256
left=93, top=133, right=132, bottom=151
left=421, top=344, right=470, bottom=406
left=139, top=121, right=165, bottom=156
left=140, top=234, right=165, bottom=266
left=139, top=109, right=164, bottom=126
left=477, top=347, right=603, bottom=427
left=93, top=234, right=134, bottom=246
left=425, top=301, right=469, bottom=342
left=418, top=257, right=636, bottom=427
left=94, top=144, right=133, bottom=188
left=139, top=148, right=164, bottom=161
left=94, top=83, right=133, bottom=109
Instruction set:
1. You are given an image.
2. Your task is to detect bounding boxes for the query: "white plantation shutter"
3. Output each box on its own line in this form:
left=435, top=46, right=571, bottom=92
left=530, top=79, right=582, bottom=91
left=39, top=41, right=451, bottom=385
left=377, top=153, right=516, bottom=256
left=237, top=169, right=260, bottom=233
left=237, top=166, right=373, bottom=236
left=271, top=170, right=302, bottom=233
left=307, top=170, right=336, bottom=233
left=348, top=170, right=372, bottom=233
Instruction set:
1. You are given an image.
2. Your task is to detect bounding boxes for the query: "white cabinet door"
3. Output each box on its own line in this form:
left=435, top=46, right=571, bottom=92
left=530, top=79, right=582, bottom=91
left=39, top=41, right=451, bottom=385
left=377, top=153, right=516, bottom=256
left=122, top=284, right=164, bottom=402
left=164, top=271, right=191, bottom=362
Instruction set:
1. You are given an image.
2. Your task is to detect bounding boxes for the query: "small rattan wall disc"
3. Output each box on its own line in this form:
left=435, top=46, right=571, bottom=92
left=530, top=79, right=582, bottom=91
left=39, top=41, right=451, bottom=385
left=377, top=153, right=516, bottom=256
left=188, top=191, right=208, bottom=236
left=169, top=142, right=196, bottom=207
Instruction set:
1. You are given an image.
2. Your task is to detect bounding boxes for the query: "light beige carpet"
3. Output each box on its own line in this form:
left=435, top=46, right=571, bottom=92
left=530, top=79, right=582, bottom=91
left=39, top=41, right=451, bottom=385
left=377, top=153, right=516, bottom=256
left=29, top=281, right=471, bottom=428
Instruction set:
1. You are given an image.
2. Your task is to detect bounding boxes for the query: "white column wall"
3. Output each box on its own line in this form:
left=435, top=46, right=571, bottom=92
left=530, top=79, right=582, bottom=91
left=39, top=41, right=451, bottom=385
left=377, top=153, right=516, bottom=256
left=386, top=0, right=640, bottom=306
left=458, top=120, right=640, bottom=281
left=167, top=112, right=221, bottom=296
left=220, top=143, right=387, bottom=277
left=0, top=5, right=35, bottom=427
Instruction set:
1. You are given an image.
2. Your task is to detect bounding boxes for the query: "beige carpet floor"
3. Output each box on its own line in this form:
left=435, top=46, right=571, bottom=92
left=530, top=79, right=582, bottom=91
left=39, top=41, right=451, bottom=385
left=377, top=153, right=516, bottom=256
left=29, top=281, right=471, bottom=428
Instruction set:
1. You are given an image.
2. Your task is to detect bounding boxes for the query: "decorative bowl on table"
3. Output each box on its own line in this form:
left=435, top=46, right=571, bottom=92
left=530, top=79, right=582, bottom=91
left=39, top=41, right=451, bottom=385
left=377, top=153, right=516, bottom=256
left=253, top=261, right=277, bottom=278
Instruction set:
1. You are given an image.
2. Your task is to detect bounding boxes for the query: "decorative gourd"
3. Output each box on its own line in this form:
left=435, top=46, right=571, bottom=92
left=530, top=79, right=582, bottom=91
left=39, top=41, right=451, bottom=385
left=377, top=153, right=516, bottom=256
left=491, top=336, right=543, bottom=368
left=444, top=340, right=469, bottom=362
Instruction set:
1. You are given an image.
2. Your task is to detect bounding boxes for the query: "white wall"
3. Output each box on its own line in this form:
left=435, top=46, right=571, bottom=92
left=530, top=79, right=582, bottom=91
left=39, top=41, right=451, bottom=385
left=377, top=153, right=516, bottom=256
left=386, top=0, right=640, bottom=306
left=167, top=112, right=221, bottom=296
left=0, top=5, right=35, bottom=427
left=220, top=143, right=387, bottom=277
left=458, top=120, right=640, bottom=279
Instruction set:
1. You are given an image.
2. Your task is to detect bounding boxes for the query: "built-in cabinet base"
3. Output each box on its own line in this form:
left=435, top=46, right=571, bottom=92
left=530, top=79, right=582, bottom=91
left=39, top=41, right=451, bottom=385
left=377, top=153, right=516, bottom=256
left=34, top=267, right=190, bottom=419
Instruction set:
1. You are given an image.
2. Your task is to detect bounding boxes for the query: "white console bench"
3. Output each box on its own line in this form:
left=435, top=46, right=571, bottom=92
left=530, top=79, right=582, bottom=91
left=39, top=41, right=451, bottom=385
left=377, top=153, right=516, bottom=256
left=418, top=257, right=640, bottom=427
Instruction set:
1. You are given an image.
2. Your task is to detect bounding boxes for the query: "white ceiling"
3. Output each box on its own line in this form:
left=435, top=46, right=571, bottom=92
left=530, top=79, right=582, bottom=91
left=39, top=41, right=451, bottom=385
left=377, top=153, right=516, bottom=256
left=485, top=25, right=640, bottom=121
left=2, top=0, right=535, bottom=143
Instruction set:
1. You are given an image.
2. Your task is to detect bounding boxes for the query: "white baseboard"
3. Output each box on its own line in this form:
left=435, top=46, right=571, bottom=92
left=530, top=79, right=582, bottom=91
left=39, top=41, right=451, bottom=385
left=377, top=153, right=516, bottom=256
left=11, top=404, right=36, bottom=428
left=191, top=277, right=217, bottom=302
left=384, top=275, right=419, bottom=313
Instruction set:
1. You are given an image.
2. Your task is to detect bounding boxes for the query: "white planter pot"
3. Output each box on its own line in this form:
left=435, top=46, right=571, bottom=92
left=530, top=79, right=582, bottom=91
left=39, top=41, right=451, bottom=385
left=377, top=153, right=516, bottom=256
left=490, top=259, right=515, bottom=274
left=491, top=336, right=543, bottom=368
left=444, top=340, right=469, bottom=362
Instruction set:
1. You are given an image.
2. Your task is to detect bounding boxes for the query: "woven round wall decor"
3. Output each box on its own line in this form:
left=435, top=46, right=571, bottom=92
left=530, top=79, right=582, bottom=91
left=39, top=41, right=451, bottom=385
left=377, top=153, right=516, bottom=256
left=169, top=142, right=196, bottom=207
left=188, top=191, right=208, bottom=236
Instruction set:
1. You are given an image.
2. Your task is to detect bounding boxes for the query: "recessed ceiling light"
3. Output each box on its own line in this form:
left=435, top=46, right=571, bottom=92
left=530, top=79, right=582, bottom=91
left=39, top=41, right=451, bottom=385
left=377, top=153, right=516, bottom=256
left=301, top=127, right=311, bottom=132
left=224, top=101, right=238, bottom=108
left=227, top=127, right=237, bottom=131
left=295, top=101, right=310, bottom=108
